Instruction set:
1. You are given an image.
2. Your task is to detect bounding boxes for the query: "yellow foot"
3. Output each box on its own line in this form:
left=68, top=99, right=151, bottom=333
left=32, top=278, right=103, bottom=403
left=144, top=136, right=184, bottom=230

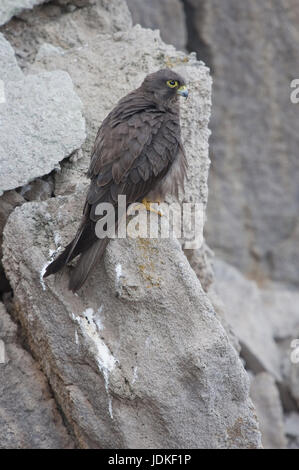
left=141, top=198, right=163, bottom=216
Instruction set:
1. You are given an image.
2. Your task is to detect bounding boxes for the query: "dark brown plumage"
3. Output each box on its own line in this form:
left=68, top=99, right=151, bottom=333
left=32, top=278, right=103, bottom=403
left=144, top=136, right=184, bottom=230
left=44, top=68, right=188, bottom=291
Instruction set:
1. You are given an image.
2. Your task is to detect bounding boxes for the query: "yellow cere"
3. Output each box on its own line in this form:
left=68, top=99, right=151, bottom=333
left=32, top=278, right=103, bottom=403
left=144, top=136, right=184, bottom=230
left=166, top=80, right=179, bottom=88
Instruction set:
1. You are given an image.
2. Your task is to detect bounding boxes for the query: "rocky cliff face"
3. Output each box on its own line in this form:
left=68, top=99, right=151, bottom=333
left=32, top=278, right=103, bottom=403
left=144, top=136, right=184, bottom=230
left=115, top=0, right=299, bottom=449
left=0, top=0, right=263, bottom=448
left=198, top=0, right=299, bottom=288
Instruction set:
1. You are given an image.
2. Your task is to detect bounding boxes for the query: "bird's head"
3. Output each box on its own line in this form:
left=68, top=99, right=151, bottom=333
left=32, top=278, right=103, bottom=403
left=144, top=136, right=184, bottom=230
left=141, top=69, right=188, bottom=107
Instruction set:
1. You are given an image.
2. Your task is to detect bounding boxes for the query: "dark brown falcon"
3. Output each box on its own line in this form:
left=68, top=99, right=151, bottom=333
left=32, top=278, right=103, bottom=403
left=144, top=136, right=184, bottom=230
left=44, top=68, right=189, bottom=291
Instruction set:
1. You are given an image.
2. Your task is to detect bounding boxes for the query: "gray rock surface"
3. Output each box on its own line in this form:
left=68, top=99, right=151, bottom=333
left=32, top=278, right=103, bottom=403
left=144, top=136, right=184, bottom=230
left=196, top=0, right=299, bottom=287
left=0, top=190, right=24, bottom=293
left=126, top=0, right=187, bottom=51
left=213, top=259, right=282, bottom=379
left=0, top=33, right=23, bottom=81
left=1, top=0, right=132, bottom=68
left=279, top=336, right=299, bottom=410
left=0, top=33, right=86, bottom=194
left=284, top=412, right=299, bottom=448
left=2, top=16, right=262, bottom=448
left=213, top=258, right=299, bottom=416
left=285, top=412, right=299, bottom=439
left=250, top=372, right=286, bottom=449
left=20, top=177, right=54, bottom=202
left=0, top=0, right=45, bottom=26
left=0, top=302, right=74, bottom=448
left=3, top=196, right=261, bottom=448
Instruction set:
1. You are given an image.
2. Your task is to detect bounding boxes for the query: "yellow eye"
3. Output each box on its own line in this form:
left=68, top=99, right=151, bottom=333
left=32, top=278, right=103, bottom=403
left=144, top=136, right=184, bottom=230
left=166, top=80, right=178, bottom=88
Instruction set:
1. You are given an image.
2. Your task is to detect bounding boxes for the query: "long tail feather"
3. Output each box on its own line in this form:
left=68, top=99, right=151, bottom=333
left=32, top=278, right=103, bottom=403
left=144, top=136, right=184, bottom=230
left=43, top=220, right=97, bottom=278
left=43, top=241, right=74, bottom=277
left=68, top=238, right=109, bottom=292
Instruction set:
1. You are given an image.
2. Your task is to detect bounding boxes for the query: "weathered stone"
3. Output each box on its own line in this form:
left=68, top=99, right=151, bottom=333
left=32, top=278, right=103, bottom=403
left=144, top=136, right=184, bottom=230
left=3, top=195, right=261, bottom=448
left=190, top=0, right=299, bottom=287
left=2, top=18, right=261, bottom=448
left=250, top=372, right=286, bottom=449
left=259, top=287, right=299, bottom=342
left=0, top=0, right=45, bottom=26
left=0, top=51, right=86, bottom=193
left=213, top=259, right=281, bottom=379
left=0, top=190, right=24, bottom=293
left=207, top=285, right=241, bottom=355
left=1, top=0, right=132, bottom=69
left=0, top=302, right=74, bottom=448
left=184, top=242, right=214, bottom=293
left=20, top=177, right=54, bottom=202
left=279, top=336, right=299, bottom=410
left=126, top=0, right=187, bottom=51
left=0, top=33, right=23, bottom=81
left=284, top=412, right=299, bottom=439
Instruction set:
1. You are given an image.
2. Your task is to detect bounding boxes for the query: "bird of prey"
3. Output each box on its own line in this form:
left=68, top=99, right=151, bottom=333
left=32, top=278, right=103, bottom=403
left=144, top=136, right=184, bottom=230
left=44, top=68, right=188, bottom=292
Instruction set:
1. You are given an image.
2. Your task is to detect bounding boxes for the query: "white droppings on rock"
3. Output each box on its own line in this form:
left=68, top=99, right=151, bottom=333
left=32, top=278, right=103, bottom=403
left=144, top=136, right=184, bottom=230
left=115, top=263, right=123, bottom=296
left=39, top=264, right=48, bottom=292
left=39, top=232, right=62, bottom=291
left=75, top=329, right=79, bottom=346
left=0, top=80, right=5, bottom=104
left=54, top=232, right=61, bottom=248
left=95, top=305, right=104, bottom=332
left=132, top=366, right=138, bottom=384
left=72, top=308, right=116, bottom=420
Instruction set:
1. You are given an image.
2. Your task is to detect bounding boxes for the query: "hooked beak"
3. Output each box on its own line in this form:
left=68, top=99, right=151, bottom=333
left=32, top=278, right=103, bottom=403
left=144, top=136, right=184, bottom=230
left=177, top=85, right=188, bottom=98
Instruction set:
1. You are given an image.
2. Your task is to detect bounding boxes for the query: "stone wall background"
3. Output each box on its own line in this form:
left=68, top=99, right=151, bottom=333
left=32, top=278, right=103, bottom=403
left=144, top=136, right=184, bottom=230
left=125, top=0, right=299, bottom=449
left=0, top=0, right=298, bottom=449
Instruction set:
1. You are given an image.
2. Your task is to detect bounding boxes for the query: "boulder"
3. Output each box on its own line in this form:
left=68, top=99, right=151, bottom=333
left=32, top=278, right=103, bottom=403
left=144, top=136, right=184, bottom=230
left=213, top=259, right=281, bottom=379
left=3, top=195, right=261, bottom=448
left=0, top=0, right=45, bottom=26
left=284, top=412, right=299, bottom=448
left=0, top=33, right=86, bottom=194
left=0, top=302, right=74, bottom=448
left=1, top=0, right=132, bottom=68
left=2, top=19, right=261, bottom=448
left=250, top=372, right=286, bottom=449
left=0, top=190, right=24, bottom=293
left=213, top=258, right=299, bottom=412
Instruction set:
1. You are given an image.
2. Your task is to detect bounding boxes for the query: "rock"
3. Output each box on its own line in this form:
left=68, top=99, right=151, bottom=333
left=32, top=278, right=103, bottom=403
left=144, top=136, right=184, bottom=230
left=250, top=372, right=286, bottom=449
left=35, top=43, right=66, bottom=61
left=0, top=33, right=86, bottom=193
left=20, top=177, right=54, bottom=202
left=284, top=412, right=299, bottom=439
left=184, top=242, right=214, bottom=293
left=207, top=285, right=241, bottom=355
left=1, top=0, right=132, bottom=68
left=126, top=0, right=187, bottom=51
left=0, top=302, right=74, bottom=448
left=2, top=17, right=261, bottom=447
left=260, top=287, right=299, bottom=341
left=0, top=0, right=45, bottom=26
left=279, top=336, right=299, bottom=410
left=0, top=190, right=25, bottom=293
left=0, top=191, right=24, bottom=236
left=3, top=195, right=261, bottom=448
left=190, top=0, right=299, bottom=287
left=213, top=258, right=299, bottom=413
left=213, top=259, right=281, bottom=379
left=0, top=33, right=23, bottom=82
